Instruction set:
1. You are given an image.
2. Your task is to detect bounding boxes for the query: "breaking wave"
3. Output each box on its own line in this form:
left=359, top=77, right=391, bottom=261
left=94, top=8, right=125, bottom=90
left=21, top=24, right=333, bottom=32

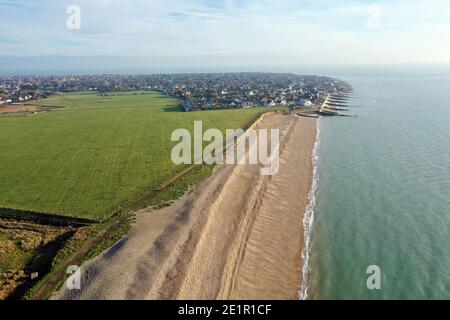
left=299, top=117, right=321, bottom=300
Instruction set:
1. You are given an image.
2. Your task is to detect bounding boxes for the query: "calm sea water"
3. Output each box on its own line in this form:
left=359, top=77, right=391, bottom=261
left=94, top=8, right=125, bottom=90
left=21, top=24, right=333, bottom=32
left=308, top=73, right=450, bottom=299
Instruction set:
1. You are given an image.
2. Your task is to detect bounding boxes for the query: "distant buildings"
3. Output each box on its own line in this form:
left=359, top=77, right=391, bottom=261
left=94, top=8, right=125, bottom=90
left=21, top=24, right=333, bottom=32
left=0, top=93, right=7, bottom=105
left=0, top=73, right=352, bottom=111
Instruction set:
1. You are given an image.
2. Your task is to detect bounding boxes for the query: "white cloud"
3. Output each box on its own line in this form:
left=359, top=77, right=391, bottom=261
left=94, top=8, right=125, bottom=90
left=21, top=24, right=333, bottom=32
left=0, top=0, right=450, bottom=66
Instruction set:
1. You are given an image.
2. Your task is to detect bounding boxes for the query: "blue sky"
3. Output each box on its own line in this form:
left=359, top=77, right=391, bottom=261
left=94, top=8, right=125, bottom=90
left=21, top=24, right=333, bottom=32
left=1, top=0, right=450, bottom=70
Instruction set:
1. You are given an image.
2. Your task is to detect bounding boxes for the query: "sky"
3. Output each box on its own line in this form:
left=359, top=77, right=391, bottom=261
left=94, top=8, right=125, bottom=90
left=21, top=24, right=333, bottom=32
left=1, top=0, right=450, bottom=73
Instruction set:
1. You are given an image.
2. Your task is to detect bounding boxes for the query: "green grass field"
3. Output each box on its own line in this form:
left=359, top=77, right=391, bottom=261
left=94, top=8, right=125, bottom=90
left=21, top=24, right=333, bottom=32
left=0, top=91, right=270, bottom=221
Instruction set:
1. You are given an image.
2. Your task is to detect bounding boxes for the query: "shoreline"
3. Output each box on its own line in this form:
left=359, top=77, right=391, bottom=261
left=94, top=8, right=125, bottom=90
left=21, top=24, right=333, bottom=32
left=300, top=117, right=320, bottom=300
left=55, top=112, right=318, bottom=300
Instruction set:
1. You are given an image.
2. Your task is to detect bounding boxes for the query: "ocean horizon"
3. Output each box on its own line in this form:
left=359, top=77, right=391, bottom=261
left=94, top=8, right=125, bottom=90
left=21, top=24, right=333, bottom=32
left=1, top=60, right=450, bottom=77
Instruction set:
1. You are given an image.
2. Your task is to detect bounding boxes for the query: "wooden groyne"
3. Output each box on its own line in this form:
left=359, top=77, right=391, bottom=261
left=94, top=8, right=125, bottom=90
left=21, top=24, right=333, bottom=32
left=297, top=110, right=355, bottom=118
left=328, top=96, right=349, bottom=102
left=324, top=106, right=350, bottom=112
left=296, top=90, right=357, bottom=118
left=326, top=101, right=348, bottom=107
left=318, top=110, right=338, bottom=116
left=296, top=112, right=319, bottom=118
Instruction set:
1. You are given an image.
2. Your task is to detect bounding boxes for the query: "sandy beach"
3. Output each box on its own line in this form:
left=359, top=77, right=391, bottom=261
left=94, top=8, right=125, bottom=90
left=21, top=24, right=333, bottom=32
left=55, top=112, right=317, bottom=300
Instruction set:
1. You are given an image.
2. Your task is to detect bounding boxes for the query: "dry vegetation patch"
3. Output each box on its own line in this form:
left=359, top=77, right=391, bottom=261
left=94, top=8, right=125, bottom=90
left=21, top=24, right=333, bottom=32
left=0, top=219, right=75, bottom=299
left=0, top=104, right=37, bottom=114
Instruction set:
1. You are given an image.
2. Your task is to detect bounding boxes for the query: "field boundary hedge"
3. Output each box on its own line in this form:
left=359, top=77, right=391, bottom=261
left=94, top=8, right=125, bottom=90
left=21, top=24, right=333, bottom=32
left=0, top=207, right=96, bottom=227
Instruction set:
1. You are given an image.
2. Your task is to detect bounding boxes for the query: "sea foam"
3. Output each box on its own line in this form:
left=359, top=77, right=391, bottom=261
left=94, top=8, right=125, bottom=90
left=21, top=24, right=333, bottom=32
left=299, top=117, right=321, bottom=300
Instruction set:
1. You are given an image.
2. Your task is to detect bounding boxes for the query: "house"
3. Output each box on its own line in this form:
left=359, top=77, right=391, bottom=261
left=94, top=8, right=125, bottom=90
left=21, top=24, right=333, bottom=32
left=299, top=99, right=313, bottom=107
left=182, top=101, right=192, bottom=112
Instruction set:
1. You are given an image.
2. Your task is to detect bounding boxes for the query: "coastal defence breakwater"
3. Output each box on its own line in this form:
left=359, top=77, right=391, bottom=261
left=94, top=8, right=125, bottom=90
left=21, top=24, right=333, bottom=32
left=297, top=91, right=355, bottom=118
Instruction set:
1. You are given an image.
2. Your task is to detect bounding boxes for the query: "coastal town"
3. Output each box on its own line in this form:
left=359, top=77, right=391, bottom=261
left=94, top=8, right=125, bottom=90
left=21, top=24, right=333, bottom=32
left=0, top=73, right=351, bottom=112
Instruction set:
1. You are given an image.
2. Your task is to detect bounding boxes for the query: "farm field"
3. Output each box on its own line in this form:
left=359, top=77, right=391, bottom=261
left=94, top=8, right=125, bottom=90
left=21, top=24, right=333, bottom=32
left=0, top=91, right=271, bottom=221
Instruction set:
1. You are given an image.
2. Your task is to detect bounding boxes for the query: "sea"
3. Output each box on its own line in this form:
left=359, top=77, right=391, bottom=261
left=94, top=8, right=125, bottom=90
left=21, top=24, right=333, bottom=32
left=302, top=69, right=450, bottom=300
